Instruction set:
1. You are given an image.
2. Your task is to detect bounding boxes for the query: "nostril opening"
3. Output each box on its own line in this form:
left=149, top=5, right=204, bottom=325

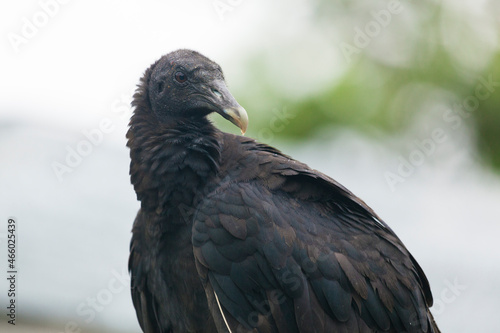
left=211, top=88, right=222, bottom=98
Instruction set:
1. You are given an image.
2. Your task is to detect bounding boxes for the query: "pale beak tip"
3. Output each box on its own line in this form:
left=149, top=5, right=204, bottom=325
left=223, top=105, right=248, bottom=136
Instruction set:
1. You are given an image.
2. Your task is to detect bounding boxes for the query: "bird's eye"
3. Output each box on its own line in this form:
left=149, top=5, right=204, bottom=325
left=175, top=72, right=187, bottom=83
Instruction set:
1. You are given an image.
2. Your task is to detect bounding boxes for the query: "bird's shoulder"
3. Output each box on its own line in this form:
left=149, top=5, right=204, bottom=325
left=217, top=133, right=382, bottom=225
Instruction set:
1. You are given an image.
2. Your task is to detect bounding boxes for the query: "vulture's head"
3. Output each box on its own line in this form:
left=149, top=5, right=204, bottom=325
left=138, top=49, right=248, bottom=134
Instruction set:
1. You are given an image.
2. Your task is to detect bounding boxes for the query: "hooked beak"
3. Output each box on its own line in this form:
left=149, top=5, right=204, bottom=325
left=208, top=80, right=248, bottom=135
left=221, top=105, right=248, bottom=135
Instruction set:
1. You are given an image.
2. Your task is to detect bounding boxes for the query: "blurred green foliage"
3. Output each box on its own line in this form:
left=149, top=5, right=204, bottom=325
left=475, top=53, right=500, bottom=169
left=220, top=0, right=500, bottom=170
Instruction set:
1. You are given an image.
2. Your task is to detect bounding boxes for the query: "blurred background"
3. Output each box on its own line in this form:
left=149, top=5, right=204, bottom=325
left=1, top=0, right=499, bottom=332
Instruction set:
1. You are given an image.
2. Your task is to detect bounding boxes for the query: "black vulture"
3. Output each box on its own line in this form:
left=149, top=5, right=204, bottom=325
left=127, top=49, right=440, bottom=333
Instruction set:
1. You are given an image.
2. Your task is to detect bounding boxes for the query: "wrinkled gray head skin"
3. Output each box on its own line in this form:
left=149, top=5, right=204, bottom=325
left=147, top=49, right=248, bottom=133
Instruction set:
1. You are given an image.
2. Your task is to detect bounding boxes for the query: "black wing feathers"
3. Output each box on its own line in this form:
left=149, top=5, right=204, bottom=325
left=193, top=135, right=438, bottom=333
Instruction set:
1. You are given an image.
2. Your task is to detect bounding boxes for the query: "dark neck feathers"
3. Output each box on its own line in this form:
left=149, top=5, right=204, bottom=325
left=127, top=83, right=221, bottom=221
